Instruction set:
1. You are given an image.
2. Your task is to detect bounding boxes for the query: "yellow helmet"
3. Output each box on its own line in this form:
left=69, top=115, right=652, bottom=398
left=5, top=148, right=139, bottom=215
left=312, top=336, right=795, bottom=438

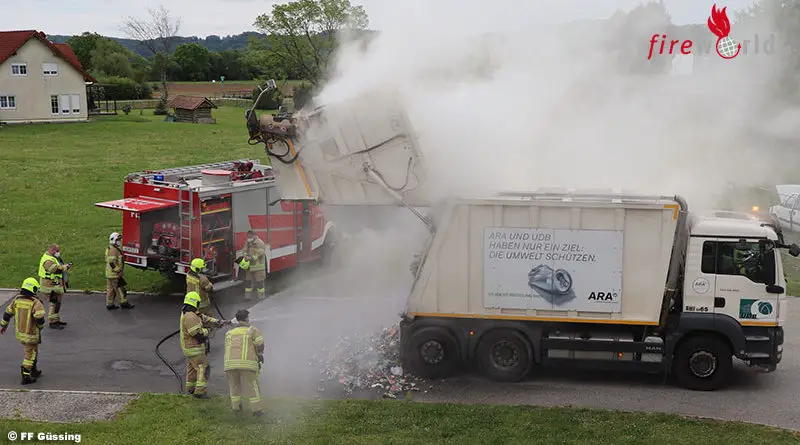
left=21, top=277, right=39, bottom=294
left=190, top=258, right=206, bottom=273
left=238, top=258, right=250, bottom=270
left=183, top=291, right=201, bottom=308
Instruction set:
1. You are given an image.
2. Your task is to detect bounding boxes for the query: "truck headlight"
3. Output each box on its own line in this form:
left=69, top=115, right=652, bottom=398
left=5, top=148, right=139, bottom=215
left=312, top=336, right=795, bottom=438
left=777, top=345, right=783, bottom=353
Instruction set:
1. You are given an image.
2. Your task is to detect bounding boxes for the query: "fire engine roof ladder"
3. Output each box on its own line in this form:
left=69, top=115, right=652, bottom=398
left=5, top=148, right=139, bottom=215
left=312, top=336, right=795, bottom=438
left=178, top=185, right=193, bottom=265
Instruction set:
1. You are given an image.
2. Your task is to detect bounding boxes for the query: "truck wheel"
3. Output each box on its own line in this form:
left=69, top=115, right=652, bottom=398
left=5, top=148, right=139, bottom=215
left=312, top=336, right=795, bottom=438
left=405, top=327, right=460, bottom=379
left=476, top=330, right=532, bottom=382
left=672, top=335, right=732, bottom=391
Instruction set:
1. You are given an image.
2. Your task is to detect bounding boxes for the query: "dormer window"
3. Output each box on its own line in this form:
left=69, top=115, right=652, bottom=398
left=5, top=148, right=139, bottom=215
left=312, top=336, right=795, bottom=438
left=11, top=63, right=27, bottom=76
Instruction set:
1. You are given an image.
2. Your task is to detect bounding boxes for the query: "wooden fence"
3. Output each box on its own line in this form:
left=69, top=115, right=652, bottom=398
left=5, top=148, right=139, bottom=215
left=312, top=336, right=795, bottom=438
left=115, top=98, right=253, bottom=109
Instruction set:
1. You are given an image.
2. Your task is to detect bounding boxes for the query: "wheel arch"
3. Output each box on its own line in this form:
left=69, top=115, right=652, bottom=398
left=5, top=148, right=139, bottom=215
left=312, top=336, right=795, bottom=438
left=668, top=313, right=746, bottom=359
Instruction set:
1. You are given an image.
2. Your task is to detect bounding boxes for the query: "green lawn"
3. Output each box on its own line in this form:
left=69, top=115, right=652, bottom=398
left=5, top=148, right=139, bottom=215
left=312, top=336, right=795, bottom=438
left=0, top=394, right=796, bottom=445
left=0, top=107, right=271, bottom=293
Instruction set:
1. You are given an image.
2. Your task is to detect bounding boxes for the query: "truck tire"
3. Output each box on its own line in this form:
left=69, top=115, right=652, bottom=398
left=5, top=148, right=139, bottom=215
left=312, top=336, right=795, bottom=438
left=476, top=329, right=533, bottom=382
left=672, top=335, right=733, bottom=391
left=405, top=326, right=460, bottom=379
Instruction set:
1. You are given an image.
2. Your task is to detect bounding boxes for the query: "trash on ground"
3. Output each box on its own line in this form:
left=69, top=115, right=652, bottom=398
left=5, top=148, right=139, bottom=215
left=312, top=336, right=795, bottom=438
left=309, top=324, right=436, bottom=399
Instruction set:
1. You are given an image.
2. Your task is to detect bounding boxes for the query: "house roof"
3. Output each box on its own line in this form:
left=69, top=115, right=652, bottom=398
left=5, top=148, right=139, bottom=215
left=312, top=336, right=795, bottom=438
left=0, top=30, right=96, bottom=82
left=168, top=96, right=218, bottom=110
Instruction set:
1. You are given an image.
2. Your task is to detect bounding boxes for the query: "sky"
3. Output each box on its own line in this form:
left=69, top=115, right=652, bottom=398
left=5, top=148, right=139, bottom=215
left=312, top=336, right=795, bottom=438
left=1, top=0, right=759, bottom=38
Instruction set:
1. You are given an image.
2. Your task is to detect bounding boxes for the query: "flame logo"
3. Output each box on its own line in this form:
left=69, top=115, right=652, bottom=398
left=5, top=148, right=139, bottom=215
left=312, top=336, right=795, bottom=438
left=707, top=4, right=742, bottom=59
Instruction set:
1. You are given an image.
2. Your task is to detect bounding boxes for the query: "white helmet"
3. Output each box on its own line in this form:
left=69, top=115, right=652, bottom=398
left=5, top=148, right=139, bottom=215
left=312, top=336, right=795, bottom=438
left=109, top=232, right=121, bottom=246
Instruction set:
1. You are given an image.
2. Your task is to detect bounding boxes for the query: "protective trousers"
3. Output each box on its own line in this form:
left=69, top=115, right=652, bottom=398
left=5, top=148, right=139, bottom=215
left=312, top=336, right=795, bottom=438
left=22, top=343, right=38, bottom=372
left=106, top=278, right=128, bottom=305
left=244, top=271, right=266, bottom=301
left=47, top=290, right=63, bottom=324
left=185, top=354, right=209, bottom=395
left=225, top=369, right=263, bottom=413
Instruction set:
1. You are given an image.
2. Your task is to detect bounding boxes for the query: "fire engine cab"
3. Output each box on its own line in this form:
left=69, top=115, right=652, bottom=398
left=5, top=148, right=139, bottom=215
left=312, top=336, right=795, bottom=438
left=94, top=159, right=335, bottom=282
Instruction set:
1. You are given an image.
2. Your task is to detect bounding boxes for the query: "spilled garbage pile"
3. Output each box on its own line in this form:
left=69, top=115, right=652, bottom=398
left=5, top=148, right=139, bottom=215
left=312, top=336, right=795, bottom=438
left=310, top=324, right=434, bottom=399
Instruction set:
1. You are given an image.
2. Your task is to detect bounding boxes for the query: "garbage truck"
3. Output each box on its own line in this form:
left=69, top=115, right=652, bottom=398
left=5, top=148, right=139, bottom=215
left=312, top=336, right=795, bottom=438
left=245, top=84, right=799, bottom=391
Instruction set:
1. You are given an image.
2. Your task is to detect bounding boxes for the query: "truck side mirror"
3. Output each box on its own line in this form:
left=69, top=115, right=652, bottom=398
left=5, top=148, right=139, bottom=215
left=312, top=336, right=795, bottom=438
left=761, top=249, right=776, bottom=285
left=790, top=243, right=800, bottom=257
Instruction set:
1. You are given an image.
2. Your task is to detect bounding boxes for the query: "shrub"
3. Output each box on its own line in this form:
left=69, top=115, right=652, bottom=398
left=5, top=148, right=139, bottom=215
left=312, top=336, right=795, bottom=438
left=293, top=83, right=314, bottom=110
left=252, top=86, right=284, bottom=110
left=99, top=76, right=153, bottom=100
left=154, top=97, right=168, bottom=116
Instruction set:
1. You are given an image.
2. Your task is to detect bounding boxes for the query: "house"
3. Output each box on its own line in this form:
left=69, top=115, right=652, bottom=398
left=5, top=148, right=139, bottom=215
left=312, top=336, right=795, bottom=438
left=0, top=30, right=96, bottom=124
left=168, top=95, right=217, bottom=124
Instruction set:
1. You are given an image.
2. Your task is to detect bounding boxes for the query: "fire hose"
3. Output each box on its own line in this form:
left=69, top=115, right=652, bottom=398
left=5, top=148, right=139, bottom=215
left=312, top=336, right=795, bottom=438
left=154, top=291, right=228, bottom=394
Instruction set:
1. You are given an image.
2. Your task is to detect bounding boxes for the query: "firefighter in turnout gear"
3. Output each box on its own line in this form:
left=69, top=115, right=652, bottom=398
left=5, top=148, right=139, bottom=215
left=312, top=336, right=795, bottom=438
left=38, top=244, right=71, bottom=329
left=1, top=278, right=46, bottom=384
left=224, top=309, right=265, bottom=417
left=239, top=230, right=269, bottom=301
left=187, top=258, right=214, bottom=317
left=180, top=291, right=227, bottom=398
left=106, top=232, right=134, bottom=310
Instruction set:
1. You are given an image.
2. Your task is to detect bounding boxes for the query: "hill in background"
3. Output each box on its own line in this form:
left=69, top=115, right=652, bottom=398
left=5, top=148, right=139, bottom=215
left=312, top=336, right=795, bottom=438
left=47, top=32, right=265, bottom=57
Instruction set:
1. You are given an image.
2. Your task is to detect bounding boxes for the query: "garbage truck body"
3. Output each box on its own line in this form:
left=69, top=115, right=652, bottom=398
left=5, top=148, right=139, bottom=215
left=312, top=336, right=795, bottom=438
left=241, top=84, right=797, bottom=391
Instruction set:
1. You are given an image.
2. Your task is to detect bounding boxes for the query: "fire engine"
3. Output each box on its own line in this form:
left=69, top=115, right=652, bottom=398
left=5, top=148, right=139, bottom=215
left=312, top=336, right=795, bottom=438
left=94, top=159, right=335, bottom=283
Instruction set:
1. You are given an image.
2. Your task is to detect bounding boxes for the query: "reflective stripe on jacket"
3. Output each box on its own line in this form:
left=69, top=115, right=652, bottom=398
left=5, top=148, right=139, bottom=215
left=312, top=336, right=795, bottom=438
left=180, top=311, right=219, bottom=357
left=105, top=245, right=124, bottom=279
left=224, top=323, right=265, bottom=371
left=38, top=253, right=62, bottom=282
left=1, top=295, right=45, bottom=344
left=186, top=272, right=213, bottom=309
left=244, top=238, right=268, bottom=272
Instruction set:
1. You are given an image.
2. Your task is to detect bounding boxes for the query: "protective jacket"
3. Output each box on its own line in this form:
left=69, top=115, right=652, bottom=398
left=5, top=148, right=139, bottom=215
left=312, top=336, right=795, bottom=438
left=223, top=322, right=265, bottom=372
left=105, top=245, right=124, bottom=279
left=38, top=253, right=66, bottom=289
left=244, top=237, right=268, bottom=272
left=180, top=311, right=220, bottom=357
left=1, top=293, right=46, bottom=344
left=186, top=271, right=213, bottom=311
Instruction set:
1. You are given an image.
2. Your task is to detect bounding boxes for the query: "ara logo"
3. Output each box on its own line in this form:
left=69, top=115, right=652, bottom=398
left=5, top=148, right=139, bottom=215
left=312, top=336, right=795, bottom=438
left=739, top=299, right=774, bottom=319
left=588, top=291, right=618, bottom=302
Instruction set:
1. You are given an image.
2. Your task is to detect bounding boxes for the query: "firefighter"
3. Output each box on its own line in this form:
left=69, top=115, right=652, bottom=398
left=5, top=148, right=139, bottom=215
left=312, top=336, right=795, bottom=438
left=224, top=308, right=265, bottom=417
left=238, top=230, right=269, bottom=301
left=1, top=278, right=46, bottom=385
left=180, top=291, right=227, bottom=398
left=187, top=258, right=214, bottom=317
left=106, top=232, right=134, bottom=310
left=38, top=244, right=71, bottom=329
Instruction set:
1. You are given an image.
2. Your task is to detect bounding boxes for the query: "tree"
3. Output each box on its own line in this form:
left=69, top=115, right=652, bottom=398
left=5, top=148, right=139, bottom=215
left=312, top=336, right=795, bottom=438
left=66, top=32, right=105, bottom=71
left=122, top=5, right=182, bottom=112
left=172, top=43, right=211, bottom=81
left=253, top=0, right=369, bottom=86
left=91, top=38, right=135, bottom=79
left=607, top=1, right=675, bottom=75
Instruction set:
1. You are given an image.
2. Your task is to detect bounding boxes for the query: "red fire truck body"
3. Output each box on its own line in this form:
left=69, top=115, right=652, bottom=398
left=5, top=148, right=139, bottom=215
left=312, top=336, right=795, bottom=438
left=94, top=159, right=333, bottom=282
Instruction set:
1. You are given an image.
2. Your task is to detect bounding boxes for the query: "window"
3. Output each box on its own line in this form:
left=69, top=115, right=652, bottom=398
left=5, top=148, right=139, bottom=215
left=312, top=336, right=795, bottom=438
left=70, top=94, right=80, bottom=114
left=60, top=94, right=70, bottom=114
left=11, top=63, right=27, bottom=76
left=701, top=240, right=767, bottom=283
left=0, top=95, right=16, bottom=110
left=783, top=196, right=796, bottom=209
left=42, top=63, right=58, bottom=76
left=50, top=95, right=59, bottom=114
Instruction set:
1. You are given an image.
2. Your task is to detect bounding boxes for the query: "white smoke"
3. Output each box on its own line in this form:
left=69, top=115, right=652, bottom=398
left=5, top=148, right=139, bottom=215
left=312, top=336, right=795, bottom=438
left=317, top=0, right=795, bottom=211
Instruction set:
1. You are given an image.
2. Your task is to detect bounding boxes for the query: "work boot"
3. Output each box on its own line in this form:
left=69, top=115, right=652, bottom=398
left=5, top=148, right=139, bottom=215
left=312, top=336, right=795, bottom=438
left=253, top=411, right=264, bottom=418
left=21, top=367, right=35, bottom=385
left=31, top=361, right=41, bottom=378
left=106, top=305, right=119, bottom=310
left=49, top=322, right=63, bottom=330
left=56, top=320, right=67, bottom=326
left=120, top=302, right=135, bottom=309
left=193, top=392, right=210, bottom=400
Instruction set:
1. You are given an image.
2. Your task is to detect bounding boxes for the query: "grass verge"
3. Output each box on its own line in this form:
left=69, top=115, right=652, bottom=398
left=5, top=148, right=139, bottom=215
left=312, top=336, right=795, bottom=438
left=0, top=394, right=797, bottom=445
left=0, top=107, right=274, bottom=292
